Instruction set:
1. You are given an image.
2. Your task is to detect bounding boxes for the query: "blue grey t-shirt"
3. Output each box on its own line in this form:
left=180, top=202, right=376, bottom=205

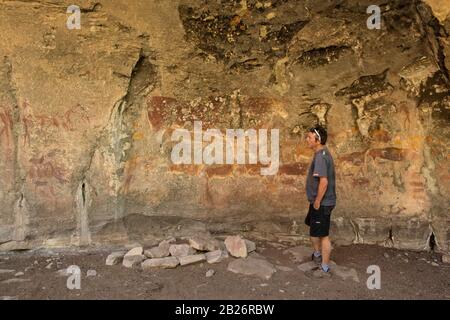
left=306, top=147, right=336, bottom=206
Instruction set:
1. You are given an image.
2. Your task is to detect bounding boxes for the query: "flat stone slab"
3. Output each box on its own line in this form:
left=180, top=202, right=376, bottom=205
left=142, top=257, right=179, bottom=270
left=179, top=254, right=206, bottom=266
left=0, top=269, right=15, bottom=274
left=227, top=257, right=276, bottom=280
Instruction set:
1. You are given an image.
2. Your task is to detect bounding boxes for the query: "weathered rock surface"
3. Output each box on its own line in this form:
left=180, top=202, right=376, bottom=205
left=227, top=256, right=277, bottom=280
left=0, top=0, right=448, bottom=256
left=179, top=254, right=206, bottom=266
left=205, top=249, right=228, bottom=264
left=106, top=251, right=126, bottom=266
left=122, top=247, right=145, bottom=268
left=225, top=236, right=248, bottom=258
left=169, top=244, right=196, bottom=258
left=144, top=241, right=171, bottom=259
left=141, top=257, right=179, bottom=269
left=188, top=235, right=221, bottom=252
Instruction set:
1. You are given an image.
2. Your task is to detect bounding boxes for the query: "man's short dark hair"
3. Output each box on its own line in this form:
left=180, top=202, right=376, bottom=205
left=309, top=125, right=328, bottom=145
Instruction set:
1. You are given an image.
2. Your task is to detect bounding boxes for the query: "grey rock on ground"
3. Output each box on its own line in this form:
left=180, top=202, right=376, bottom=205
left=227, top=257, right=276, bottom=280
left=144, top=241, right=171, bottom=259
left=169, top=244, right=196, bottom=258
left=179, top=254, right=206, bottom=266
left=141, top=257, right=180, bottom=270
left=123, top=247, right=145, bottom=268
left=205, top=250, right=228, bottom=264
left=189, top=235, right=221, bottom=252
left=106, top=251, right=126, bottom=266
left=225, top=236, right=248, bottom=258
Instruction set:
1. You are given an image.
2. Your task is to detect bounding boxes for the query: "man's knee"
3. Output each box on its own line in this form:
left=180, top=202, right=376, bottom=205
left=320, top=236, right=331, bottom=243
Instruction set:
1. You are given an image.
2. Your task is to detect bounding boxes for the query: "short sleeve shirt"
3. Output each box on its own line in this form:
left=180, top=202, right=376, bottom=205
left=306, top=147, right=336, bottom=206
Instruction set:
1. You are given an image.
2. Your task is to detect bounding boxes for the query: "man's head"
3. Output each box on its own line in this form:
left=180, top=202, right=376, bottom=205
left=306, top=125, right=328, bottom=149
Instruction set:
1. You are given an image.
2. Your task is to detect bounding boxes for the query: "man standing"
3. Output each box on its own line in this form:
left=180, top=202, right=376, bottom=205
left=305, top=125, right=336, bottom=277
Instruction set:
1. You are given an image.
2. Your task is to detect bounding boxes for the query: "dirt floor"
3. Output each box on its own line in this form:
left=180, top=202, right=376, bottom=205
left=0, top=242, right=449, bottom=300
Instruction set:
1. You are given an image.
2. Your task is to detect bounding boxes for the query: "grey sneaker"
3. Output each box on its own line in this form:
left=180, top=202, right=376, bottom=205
left=311, top=253, right=322, bottom=265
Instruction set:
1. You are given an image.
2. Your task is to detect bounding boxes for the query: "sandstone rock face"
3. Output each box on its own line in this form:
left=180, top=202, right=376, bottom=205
left=0, top=0, right=448, bottom=256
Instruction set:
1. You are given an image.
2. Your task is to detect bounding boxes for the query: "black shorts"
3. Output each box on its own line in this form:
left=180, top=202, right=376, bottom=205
left=305, top=204, right=334, bottom=237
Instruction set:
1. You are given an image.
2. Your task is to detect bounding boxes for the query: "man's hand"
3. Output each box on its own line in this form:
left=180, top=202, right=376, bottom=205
left=313, top=199, right=321, bottom=210
left=314, top=177, right=328, bottom=210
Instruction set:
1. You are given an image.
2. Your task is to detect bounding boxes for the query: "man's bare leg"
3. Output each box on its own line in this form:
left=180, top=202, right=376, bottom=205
left=320, top=236, right=332, bottom=266
left=310, top=236, right=321, bottom=253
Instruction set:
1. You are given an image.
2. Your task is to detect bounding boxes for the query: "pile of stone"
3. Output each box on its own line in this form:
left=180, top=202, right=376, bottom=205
left=105, top=235, right=259, bottom=271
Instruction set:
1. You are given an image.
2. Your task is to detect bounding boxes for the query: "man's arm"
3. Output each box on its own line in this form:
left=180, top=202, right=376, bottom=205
left=314, top=177, right=328, bottom=209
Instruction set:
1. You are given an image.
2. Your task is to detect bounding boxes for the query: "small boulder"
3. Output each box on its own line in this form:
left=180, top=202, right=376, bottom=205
left=205, top=250, right=228, bottom=264
left=123, top=255, right=145, bottom=268
left=106, top=251, right=126, bottom=266
left=224, top=236, right=247, bottom=258
left=124, top=247, right=143, bottom=257
left=169, top=244, right=196, bottom=258
left=123, top=247, right=145, bottom=268
left=144, top=241, right=171, bottom=259
left=189, top=236, right=220, bottom=252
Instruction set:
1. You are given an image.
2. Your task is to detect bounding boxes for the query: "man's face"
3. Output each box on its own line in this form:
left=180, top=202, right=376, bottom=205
left=306, top=132, right=320, bottom=149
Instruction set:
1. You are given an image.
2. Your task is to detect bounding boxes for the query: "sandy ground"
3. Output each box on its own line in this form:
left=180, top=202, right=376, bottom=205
left=0, top=242, right=449, bottom=300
